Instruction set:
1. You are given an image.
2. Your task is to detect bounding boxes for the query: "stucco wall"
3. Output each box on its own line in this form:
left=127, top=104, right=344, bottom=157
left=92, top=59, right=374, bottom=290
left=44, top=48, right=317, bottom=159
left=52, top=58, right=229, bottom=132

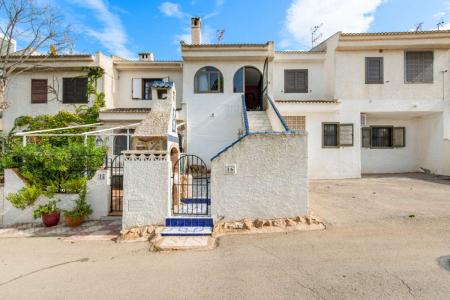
left=122, top=153, right=170, bottom=229
left=4, top=70, right=96, bottom=133
left=279, top=103, right=361, bottom=179
left=211, top=133, right=308, bottom=221
left=362, top=117, right=420, bottom=174
left=417, top=113, right=450, bottom=176
left=183, top=61, right=265, bottom=164
left=0, top=169, right=110, bottom=226
left=335, top=49, right=448, bottom=102
left=272, top=58, right=326, bottom=101
left=115, top=69, right=183, bottom=109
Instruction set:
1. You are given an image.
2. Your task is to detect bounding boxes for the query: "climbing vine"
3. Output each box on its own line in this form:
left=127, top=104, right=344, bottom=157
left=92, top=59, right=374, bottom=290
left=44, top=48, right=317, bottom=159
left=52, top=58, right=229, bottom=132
left=1, top=66, right=107, bottom=209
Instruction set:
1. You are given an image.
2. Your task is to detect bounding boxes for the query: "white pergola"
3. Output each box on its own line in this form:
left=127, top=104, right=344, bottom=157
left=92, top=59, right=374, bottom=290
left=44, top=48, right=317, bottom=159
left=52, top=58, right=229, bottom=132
left=15, top=122, right=140, bottom=152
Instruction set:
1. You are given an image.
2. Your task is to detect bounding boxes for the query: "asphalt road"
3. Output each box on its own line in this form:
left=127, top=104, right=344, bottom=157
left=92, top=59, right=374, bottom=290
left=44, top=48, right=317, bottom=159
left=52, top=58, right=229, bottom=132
left=0, top=217, right=449, bottom=299
left=1, top=174, right=450, bottom=299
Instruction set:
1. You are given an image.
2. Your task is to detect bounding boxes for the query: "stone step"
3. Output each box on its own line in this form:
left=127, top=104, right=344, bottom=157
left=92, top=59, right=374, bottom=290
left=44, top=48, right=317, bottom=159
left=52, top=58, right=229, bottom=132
left=160, top=226, right=212, bottom=236
left=154, top=236, right=213, bottom=251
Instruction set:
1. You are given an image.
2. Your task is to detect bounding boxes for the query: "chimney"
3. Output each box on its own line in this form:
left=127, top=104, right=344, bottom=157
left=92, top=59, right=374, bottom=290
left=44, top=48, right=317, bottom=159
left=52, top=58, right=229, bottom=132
left=191, top=17, right=202, bottom=44
left=138, top=52, right=154, bottom=61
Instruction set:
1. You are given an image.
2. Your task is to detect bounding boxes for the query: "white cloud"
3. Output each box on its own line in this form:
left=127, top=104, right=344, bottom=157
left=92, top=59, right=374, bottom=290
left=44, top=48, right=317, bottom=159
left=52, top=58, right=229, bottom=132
left=204, top=0, right=225, bottom=20
left=71, top=0, right=133, bottom=58
left=281, top=0, right=384, bottom=49
left=159, top=2, right=187, bottom=18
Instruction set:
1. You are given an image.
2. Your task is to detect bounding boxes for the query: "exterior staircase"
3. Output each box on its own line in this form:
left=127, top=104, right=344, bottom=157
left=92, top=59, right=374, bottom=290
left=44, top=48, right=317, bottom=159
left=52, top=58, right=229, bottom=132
left=161, top=217, right=213, bottom=236
left=247, top=111, right=272, bottom=132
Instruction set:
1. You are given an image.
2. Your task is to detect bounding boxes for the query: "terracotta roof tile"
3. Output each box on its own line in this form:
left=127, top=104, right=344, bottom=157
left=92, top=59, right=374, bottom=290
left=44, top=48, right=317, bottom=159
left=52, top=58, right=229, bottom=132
left=341, top=30, right=450, bottom=37
left=275, top=99, right=339, bottom=104
left=100, top=108, right=152, bottom=113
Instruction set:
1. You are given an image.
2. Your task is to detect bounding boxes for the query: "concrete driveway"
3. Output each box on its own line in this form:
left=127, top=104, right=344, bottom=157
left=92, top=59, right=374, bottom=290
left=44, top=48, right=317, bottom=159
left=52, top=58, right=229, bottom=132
left=310, top=173, right=450, bottom=226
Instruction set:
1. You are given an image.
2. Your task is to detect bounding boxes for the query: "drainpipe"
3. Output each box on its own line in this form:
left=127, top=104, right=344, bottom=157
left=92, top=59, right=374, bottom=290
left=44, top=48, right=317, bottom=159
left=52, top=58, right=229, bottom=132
left=442, top=70, right=448, bottom=102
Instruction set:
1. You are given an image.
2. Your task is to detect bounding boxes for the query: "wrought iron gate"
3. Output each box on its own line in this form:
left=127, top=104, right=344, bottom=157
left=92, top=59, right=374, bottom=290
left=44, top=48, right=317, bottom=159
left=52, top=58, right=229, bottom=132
left=110, top=154, right=124, bottom=215
left=172, top=155, right=210, bottom=215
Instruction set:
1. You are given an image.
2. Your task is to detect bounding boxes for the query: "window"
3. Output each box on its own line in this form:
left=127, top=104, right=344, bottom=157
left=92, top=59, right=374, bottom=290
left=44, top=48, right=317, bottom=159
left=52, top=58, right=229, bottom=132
left=283, top=116, right=306, bottom=131
left=322, top=123, right=354, bottom=148
left=132, top=78, right=162, bottom=100
left=233, top=67, right=244, bottom=93
left=194, top=66, right=223, bottom=93
left=364, top=126, right=405, bottom=148
left=31, top=79, right=48, bottom=103
left=405, top=51, right=433, bottom=83
left=365, top=57, right=383, bottom=84
left=323, top=123, right=339, bottom=147
left=284, top=69, right=308, bottom=93
left=63, top=77, right=88, bottom=103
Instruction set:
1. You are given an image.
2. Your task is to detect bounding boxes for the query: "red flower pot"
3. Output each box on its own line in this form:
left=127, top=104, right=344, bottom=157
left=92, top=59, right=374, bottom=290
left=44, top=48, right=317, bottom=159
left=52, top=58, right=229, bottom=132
left=42, top=211, right=60, bottom=227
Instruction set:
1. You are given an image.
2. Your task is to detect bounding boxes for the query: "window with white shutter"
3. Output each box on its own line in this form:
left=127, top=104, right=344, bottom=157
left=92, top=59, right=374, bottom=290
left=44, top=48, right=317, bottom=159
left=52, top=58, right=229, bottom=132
left=361, top=127, right=371, bottom=148
left=405, top=51, right=433, bottom=83
left=132, top=78, right=142, bottom=99
left=339, top=124, right=354, bottom=146
left=322, top=122, right=355, bottom=148
left=393, top=127, right=405, bottom=147
left=365, top=57, right=383, bottom=84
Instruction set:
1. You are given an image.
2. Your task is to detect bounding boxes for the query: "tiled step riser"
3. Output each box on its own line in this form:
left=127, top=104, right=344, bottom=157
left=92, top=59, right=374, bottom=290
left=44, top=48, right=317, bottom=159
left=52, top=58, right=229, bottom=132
left=165, top=218, right=213, bottom=228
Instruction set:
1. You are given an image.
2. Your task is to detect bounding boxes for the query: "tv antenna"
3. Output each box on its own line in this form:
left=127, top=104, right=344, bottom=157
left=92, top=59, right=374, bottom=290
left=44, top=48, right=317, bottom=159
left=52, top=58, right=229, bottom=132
left=414, top=22, right=423, bottom=32
left=437, top=20, right=445, bottom=30
left=216, top=29, right=225, bottom=43
left=311, top=23, right=323, bottom=48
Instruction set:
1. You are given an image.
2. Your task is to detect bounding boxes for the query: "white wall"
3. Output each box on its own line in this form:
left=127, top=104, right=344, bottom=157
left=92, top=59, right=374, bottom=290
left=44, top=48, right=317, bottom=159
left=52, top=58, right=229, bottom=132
left=0, top=169, right=110, bottom=226
left=272, top=58, right=326, bottom=101
left=417, top=113, right=450, bottom=176
left=115, top=69, right=183, bottom=109
left=4, top=70, right=96, bottom=133
left=335, top=49, right=448, bottom=102
left=183, top=61, right=265, bottom=163
left=362, top=117, right=420, bottom=174
left=278, top=102, right=361, bottom=179
left=211, top=133, right=309, bottom=220
left=122, top=153, right=170, bottom=229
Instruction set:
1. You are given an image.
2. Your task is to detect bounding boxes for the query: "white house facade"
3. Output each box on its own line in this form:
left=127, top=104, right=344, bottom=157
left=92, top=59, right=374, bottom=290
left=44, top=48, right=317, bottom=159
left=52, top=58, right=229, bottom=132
left=1, top=18, right=450, bottom=231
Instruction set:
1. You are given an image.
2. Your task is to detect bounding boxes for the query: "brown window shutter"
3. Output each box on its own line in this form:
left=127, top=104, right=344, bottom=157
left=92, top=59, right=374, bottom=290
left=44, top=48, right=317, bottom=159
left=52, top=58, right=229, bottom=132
left=405, top=51, right=433, bottom=83
left=31, top=79, right=48, bottom=103
left=63, top=77, right=88, bottom=103
left=284, top=69, right=308, bottom=93
left=365, top=57, right=383, bottom=84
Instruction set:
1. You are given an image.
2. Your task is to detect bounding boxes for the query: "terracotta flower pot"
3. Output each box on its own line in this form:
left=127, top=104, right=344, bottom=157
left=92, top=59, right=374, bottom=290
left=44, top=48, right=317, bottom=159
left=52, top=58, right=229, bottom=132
left=64, top=215, right=85, bottom=228
left=42, top=211, right=60, bottom=227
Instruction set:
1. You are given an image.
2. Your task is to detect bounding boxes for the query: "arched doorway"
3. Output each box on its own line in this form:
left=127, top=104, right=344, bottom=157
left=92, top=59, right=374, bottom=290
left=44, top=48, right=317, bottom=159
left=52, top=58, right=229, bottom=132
left=233, top=66, right=263, bottom=111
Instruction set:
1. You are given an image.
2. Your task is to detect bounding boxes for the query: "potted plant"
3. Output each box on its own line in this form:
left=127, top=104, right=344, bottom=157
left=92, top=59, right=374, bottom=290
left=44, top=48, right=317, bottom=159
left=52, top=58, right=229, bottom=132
left=33, top=199, right=61, bottom=227
left=63, top=187, right=92, bottom=227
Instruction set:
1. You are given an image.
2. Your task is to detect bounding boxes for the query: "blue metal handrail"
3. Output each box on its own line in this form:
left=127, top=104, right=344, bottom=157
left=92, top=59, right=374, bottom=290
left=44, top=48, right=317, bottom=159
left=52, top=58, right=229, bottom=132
left=265, top=94, right=289, bottom=131
left=241, top=95, right=250, bottom=135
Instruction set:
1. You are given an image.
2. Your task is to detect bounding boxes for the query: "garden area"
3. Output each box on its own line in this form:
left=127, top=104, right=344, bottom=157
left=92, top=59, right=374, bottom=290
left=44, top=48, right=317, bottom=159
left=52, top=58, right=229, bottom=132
left=0, top=67, right=109, bottom=228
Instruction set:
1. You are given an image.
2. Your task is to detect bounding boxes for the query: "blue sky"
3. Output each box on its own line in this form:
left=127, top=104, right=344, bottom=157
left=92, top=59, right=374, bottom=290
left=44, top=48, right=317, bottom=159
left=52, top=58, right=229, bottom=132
left=39, top=0, right=450, bottom=59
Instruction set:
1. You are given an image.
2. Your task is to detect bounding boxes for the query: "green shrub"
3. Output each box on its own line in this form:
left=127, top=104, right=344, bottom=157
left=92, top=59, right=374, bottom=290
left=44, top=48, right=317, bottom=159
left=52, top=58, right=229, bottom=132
left=64, top=186, right=92, bottom=218
left=7, top=186, right=42, bottom=209
left=33, top=199, right=60, bottom=219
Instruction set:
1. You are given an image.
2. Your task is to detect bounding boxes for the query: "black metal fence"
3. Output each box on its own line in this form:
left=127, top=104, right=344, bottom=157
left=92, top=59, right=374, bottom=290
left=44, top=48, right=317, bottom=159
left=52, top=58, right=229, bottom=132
left=109, top=154, right=124, bottom=214
left=172, top=155, right=210, bottom=216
